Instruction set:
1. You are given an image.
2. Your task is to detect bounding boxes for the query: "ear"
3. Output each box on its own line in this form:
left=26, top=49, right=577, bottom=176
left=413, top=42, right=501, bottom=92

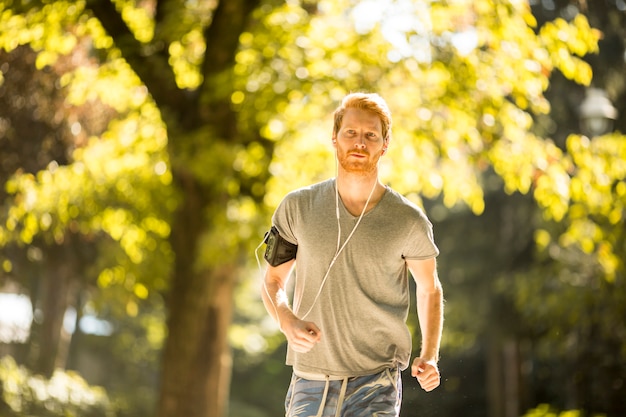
left=381, top=139, right=388, bottom=155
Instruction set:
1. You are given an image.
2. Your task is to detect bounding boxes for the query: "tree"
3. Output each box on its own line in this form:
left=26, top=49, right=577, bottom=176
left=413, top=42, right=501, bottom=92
left=497, top=2, right=626, bottom=414
left=0, top=1, right=272, bottom=416
left=0, top=43, right=115, bottom=377
left=0, top=1, right=607, bottom=417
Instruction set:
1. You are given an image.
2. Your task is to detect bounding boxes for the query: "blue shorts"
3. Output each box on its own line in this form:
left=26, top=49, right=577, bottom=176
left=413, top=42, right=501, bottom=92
left=284, top=367, right=402, bottom=417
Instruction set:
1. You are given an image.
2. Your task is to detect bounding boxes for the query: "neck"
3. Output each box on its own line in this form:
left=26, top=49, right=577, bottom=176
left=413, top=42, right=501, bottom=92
left=336, top=173, right=377, bottom=196
left=335, top=170, right=384, bottom=216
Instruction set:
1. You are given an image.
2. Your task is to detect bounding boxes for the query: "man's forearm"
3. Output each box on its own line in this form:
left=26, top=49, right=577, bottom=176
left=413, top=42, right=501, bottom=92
left=261, top=278, right=295, bottom=331
left=417, top=285, right=443, bottom=362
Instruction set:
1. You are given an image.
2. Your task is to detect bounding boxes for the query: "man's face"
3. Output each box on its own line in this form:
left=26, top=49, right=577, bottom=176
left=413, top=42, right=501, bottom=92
left=334, top=108, right=386, bottom=175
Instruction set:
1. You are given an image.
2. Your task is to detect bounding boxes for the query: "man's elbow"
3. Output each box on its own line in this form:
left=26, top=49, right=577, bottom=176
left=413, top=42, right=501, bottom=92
left=417, top=276, right=443, bottom=296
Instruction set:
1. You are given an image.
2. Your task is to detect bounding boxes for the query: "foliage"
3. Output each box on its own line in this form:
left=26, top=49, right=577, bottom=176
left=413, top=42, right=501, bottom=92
left=556, top=133, right=626, bottom=279
left=0, top=3, right=176, bottom=299
left=504, top=129, right=626, bottom=361
left=0, top=355, right=115, bottom=417
left=253, top=0, right=602, bottom=224
left=0, top=3, right=173, bottom=413
left=523, top=404, right=606, bottom=417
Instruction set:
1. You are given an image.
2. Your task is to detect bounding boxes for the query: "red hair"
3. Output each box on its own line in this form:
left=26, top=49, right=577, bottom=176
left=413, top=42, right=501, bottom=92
left=332, top=92, right=392, bottom=143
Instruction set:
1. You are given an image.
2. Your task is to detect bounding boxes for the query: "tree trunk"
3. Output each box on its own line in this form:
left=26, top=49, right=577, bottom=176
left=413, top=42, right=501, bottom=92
left=486, top=338, right=504, bottom=417
left=157, top=172, right=236, bottom=417
left=81, top=3, right=264, bottom=416
left=486, top=336, right=521, bottom=417
left=31, top=244, right=73, bottom=377
left=157, top=268, right=235, bottom=417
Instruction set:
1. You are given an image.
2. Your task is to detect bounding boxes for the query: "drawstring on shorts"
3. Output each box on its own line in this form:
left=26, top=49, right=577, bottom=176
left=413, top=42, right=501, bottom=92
left=288, top=367, right=399, bottom=417
left=315, top=375, right=349, bottom=417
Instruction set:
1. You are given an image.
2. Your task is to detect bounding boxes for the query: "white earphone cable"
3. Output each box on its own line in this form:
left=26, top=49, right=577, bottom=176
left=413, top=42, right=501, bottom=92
left=255, top=237, right=284, bottom=329
left=259, top=146, right=379, bottom=324
left=297, top=175, right=377, bottom=320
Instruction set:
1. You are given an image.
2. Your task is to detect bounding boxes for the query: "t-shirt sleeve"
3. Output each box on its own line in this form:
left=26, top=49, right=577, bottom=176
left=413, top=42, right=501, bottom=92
left=402, top=209, right=439, bottom=260
left=271, top=192, right=299, bottom=245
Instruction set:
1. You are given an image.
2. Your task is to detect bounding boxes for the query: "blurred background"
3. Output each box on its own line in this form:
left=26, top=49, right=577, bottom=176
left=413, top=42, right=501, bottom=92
left=0, top=1, right=624, bottom=417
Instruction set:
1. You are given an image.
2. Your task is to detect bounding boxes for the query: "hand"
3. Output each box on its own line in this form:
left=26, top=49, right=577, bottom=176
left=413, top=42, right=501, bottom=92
left=281, top=316, right=321, bottom=353
left=411, top=357, right=440, bottom=392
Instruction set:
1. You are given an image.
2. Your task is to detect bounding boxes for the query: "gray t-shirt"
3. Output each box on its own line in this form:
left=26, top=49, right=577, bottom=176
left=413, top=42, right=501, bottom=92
left=272, top=178, right=439, bottom=376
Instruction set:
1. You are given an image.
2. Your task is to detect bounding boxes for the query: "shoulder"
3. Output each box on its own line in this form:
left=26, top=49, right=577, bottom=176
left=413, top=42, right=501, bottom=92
left=282, top=179, right=334, bottom=203
left=382, top=188, right=439, bottom=258
left=272, top=179, right=334, bottom=241
left=383, top=187, right=430, bottom=220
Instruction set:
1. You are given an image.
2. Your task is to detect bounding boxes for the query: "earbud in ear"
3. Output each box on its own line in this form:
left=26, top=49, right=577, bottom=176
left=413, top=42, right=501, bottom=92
left=381, top=139, right=388, bottom=155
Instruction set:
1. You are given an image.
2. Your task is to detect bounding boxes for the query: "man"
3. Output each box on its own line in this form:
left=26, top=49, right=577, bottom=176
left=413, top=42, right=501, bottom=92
left=261, top=92, right=443, bottom=417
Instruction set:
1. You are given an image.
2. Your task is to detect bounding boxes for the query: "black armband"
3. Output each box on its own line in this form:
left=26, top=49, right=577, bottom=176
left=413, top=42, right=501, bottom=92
left=264, top=226, right=297, bottom=266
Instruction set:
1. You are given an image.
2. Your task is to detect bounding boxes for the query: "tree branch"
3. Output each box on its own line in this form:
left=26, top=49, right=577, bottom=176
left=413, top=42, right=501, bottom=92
left=84, top=0, right=186, bottom=117
left=202, top=0, right=261, bottom=76
left=195, top=0, right=261, bottom=135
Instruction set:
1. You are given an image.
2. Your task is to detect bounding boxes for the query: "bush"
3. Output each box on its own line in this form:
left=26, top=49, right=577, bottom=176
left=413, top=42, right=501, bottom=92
left=0, top=355, right=115, bottom=417
left=523, top=404, right=607, bottom=417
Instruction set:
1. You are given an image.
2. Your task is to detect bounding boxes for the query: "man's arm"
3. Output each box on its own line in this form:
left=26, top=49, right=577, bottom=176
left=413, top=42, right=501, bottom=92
left=406, top=257, right=443, bottom=392
left=261, top=259, right=321, bottom=353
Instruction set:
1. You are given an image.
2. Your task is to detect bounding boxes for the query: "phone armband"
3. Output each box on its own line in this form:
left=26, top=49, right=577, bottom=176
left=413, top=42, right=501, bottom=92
left=264, top=226, right=297, bottom=266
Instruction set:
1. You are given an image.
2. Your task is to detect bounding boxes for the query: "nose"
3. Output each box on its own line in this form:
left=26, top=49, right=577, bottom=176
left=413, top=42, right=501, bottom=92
left=355, top=134, right=366, bottom=149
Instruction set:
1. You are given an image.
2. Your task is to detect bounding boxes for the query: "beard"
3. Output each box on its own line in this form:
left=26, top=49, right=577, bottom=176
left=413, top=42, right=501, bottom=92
left=337, top=149, right=380, bottom=174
